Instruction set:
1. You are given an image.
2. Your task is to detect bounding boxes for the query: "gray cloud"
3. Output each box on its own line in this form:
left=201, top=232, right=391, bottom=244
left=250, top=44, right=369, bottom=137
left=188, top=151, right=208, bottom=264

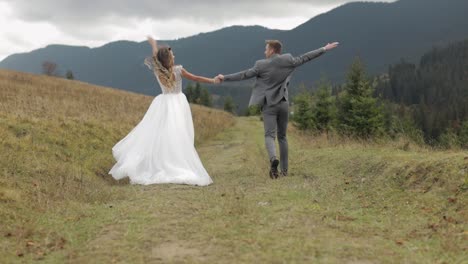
left=2, top=0, right=395, bottom=28
left=4, top=1, right=348, bottom=20
left=0, top=0, right=396, bottom=60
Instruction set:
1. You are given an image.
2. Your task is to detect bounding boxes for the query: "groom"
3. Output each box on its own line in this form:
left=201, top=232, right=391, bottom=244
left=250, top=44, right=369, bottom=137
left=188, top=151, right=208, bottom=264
left=216, top=40, right=339, bottom=179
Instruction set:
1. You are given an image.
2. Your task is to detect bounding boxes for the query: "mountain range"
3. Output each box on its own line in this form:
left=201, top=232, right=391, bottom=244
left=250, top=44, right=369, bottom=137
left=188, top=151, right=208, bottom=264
left=1, top=0, right=467, bottom=110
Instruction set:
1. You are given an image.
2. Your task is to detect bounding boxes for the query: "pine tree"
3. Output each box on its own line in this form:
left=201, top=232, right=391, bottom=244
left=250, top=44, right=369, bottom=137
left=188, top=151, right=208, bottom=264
left=293, top=92, right=315, bottom=130
left=200, top=88, right=213, bottom=107
left=313, top=79, right=335, bottom=132
left=65, top=70, right=74, bottom=80
left=223, top=96, right=236, bottom=113
left=337, top=58, right=384, bottom=138
left=184, top=84, right=194, bottom=103
left=194, top=83, right=202, bottom=104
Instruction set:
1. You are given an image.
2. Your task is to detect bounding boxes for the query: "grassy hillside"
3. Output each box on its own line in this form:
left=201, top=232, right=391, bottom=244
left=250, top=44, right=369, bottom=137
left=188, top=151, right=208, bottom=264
left=0, top=70, right=235, bottom=261
left=0, top=70, right=467, bottom=263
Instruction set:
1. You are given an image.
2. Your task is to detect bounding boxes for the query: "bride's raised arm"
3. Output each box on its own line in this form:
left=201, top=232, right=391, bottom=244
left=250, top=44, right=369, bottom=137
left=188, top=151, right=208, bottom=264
left=147, top=36, right=158, bottom=56
left=181, top=68, right=220, bottom=84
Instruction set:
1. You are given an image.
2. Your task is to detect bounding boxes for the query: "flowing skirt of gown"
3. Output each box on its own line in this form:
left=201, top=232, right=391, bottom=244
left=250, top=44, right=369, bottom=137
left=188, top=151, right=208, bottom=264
left=108, top=93, right=213, bottom=186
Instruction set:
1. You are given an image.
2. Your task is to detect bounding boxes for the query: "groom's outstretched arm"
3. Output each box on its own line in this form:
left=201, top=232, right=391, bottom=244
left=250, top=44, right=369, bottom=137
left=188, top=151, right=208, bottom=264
left=290, top=42, right=339, bottom=68
left=222, top=63, right=259, bottom=82
left=289, top=47, right=326, bottom=68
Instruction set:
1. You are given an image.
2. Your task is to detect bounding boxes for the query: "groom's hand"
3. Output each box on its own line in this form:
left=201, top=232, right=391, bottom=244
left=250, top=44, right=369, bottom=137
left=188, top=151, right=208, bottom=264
left=213, top=75, right=222, bottom=84
left=324, top=42, right=339, bottom=51
left=214, top=74, right=224, bottom=83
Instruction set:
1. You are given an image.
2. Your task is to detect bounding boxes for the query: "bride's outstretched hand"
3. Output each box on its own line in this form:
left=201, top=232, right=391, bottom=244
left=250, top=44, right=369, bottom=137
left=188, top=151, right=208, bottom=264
left=147, top=36, right=158, bottom=54
left=147, top=36, right=157, bottom=45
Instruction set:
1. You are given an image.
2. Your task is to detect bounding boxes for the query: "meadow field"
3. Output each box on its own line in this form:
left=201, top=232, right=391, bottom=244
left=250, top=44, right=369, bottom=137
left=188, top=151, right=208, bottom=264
left=0, top=70, right=466, bottom=263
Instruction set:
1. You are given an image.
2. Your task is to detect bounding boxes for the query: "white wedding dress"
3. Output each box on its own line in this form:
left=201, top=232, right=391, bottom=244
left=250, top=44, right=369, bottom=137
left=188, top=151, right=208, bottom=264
left=108, top=61, right=213, bottom=186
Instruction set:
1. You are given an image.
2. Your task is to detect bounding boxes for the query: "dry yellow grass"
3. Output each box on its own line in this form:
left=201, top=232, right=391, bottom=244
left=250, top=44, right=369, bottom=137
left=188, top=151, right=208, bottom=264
left=0, top=69, right=234, bottom=144
left=0, top=69, right=234, bottom=261
left=293, top=128, right=429, bottom=152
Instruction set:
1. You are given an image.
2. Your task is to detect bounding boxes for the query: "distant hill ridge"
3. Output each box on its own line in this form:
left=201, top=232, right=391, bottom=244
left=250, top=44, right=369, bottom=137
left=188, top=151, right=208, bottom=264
left=1, top=0, right=467, bottom=101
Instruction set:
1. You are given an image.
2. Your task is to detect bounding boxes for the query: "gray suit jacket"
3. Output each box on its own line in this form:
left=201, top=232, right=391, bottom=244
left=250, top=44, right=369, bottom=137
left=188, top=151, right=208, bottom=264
left=223, top=47, right=327, bottom=107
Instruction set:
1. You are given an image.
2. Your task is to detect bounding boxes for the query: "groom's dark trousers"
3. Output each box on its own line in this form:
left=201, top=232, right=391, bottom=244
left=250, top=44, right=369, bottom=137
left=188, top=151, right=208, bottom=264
left=261, top=97, right=289, bottom=171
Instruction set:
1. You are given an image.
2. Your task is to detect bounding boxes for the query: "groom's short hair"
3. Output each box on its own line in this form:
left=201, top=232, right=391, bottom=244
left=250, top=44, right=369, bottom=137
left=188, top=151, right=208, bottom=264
left=265, top=40, right=282, bottom=54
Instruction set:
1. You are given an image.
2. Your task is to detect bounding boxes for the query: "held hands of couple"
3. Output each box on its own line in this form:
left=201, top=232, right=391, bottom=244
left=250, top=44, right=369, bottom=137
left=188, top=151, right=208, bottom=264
left=213, top=74, right=224, bottom=84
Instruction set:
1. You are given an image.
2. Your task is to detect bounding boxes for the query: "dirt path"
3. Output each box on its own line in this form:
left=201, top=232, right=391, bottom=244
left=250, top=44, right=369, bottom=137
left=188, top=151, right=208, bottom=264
left=57, top=117, right=466, bottom=263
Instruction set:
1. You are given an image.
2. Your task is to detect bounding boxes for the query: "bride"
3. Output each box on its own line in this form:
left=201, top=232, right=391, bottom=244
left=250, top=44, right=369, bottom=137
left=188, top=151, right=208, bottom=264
left=108, top=36, right=220, bottom=186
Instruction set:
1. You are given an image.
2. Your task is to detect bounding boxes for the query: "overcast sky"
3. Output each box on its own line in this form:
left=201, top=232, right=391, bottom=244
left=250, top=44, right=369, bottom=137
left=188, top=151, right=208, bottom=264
left=0, top=0, right=396, bottom=60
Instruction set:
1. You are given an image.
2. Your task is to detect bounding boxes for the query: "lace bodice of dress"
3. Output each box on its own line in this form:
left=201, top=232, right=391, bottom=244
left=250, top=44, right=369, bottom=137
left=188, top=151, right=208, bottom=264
left=144, top=56, right=183, bottom=94
left=156, top=65, right=183, bottom=94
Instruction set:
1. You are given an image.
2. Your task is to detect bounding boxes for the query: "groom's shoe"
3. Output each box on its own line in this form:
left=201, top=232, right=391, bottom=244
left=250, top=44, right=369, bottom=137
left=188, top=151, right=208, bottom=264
left=269, top=159, right=279, bottom=179
left=280, top=169, right=288, bottom=177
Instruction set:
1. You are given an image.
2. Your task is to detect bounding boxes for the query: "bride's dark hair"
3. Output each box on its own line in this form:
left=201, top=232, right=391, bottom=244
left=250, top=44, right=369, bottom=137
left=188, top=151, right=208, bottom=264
left=153, top=46, right=176, bottom=90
